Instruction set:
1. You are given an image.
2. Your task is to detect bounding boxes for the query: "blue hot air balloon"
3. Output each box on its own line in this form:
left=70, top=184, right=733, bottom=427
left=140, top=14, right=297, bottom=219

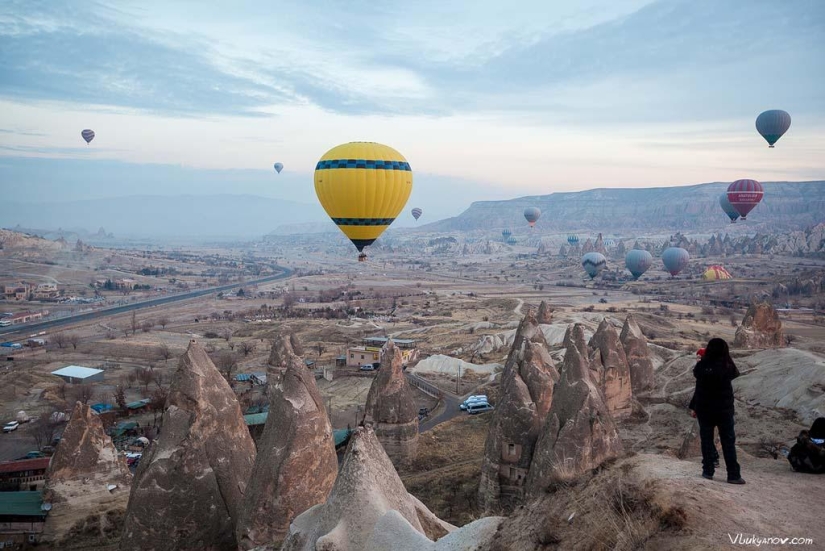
left=719, top=193, right=739, bottom=223
left=506, top=236, right=517, bottom=245
left=273, top=162, right=284, bottom=173
left=81, top=129, right=95, bottom=144
left=582, top=252, right=607, bottom=279
left=662, top=247, right=690, bottom=277
left=567, top=234, right=579, bottom=246
left=502, top=229, right=512, bottom=240
left=411, top=207, right=422, bottom=221
left=625, top=249, right=653, bottom=279
left=755, top=110, right=791, bottom=148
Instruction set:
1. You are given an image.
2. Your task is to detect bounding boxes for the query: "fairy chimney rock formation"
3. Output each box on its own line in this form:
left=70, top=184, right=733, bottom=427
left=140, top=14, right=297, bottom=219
left=479, top=312, right=559, bottom=511
left=281, top=426, right=455, bottom=551
left=236, top=339, right=338, bottom=549
left=363, top=339, right=419, bottom=467
left=526, top=324, right=623, bottom=493
left=619, top=314, right=655, bottom=393
left=120, top=340, right=256, bottom=551
left=41, top=401, right=132, bottom=545
left=588, top=319, right=633, bottom=419
left=536, top=300, right=553, bottom=324
left=268, top=331, right=303, bottom=368
left=733, top=302, right=785, bottom=348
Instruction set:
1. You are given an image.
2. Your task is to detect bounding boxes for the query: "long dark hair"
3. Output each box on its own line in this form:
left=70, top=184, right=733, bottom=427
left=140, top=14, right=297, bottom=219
left=702, top=338, right=736, bottom=373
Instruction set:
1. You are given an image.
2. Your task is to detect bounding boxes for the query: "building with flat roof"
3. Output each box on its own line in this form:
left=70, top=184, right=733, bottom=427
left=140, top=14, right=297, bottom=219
left=346, top=337, right=419, bottom=368
left=50, top=365, right=105, bottom=384
left=0, top=490, right=46, bottom=547
left=0, top=458, right=51, bottom=492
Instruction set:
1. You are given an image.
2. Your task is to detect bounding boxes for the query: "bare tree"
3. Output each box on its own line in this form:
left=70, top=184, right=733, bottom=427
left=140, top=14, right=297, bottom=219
left=149, top=386, right=168, bottom=426
left=131, top=311, right=138, bottom=335
left=70, top=383, right=95, bottom=405
left=238, top=341, right=256, bottom=357
left=52, top=333, right=67, bottom=349
left=121, top=325, right=130, bottom=338
left=136, top=367, right=155, bottom=394
left=113, top=385, right=127, bottom=411
left=141, top=320, right=154, bottom=333
left=316, top=342, right=326, bottom=358
left=32, top=412, right=62, bottom=451
left=66, top=333, right=81, bottom=350
left=214, top=351, right=239, bottom=381
left=158, top=316, right=170, bottom=329
left=221, top=328, right=233, bottom=342
left=158, top=343, right=173, bottom=364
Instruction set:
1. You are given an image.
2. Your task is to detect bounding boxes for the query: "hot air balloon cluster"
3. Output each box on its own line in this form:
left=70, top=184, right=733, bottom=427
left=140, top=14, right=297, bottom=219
left=625, top=249, right=653, bottom=280
left=582, top=252, right=607, bottom=279
left=314, top=142, right=412, bottom=262
left=662, top=247, right=690, bottom=277
left=756, top=110, right=791, bottom=148
left=523, top=207, right=541, bottom=228
left=81, top=129, right=95, bottom=144
left=726, top=179, right=763, bottom=221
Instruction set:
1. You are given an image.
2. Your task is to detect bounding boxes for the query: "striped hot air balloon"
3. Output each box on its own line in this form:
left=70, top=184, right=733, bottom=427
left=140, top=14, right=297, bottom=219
left=81, top=129, right=95, bottom=144
left=523, top=207, right=541, bottom=228
left=582, top=252, right=607, bottom=279
left=719, top=193, right=740, bottom=223
left=726, top=179, right=763, bottom=220
left=756, top=110, right=791, bottom=148
left=411, top=207, right=422, bottom=221
left=625, top=249, right=653, bottom=279
left=314, top=142, right=412, bottom=261
left=662, top=247, right=690, bottom=277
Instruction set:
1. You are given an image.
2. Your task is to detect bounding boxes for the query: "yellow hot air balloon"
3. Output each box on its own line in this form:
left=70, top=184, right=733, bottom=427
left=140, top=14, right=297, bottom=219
left=314, top=142, right=413, bottom=261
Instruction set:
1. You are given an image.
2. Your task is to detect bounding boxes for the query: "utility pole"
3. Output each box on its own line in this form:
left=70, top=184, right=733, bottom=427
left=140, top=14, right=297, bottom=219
left=456, top=364, right=461, bottom=395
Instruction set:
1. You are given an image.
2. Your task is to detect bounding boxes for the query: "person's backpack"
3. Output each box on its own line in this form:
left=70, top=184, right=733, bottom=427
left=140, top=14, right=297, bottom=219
left=788, top=418, right=825, bottom=474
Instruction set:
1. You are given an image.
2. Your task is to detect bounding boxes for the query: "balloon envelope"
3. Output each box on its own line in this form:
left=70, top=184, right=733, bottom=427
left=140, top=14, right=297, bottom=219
left=582, top=252, right=607, bottom=279
left=662, top=247, right=690, bottom=276
left=273, top=162, right=283, bottom=173
left=625, top=249, right=653, bottom=279
left=726, top=179, right=763, bottom=219
left=703, top=265, right=732, bottom=281
left=567, top=234, right=579, bottom=245
left=81, top=129, right=95, bottom=144
left=314, top=142, right=412, bottom=260
left=755, top=110, right=791, bottom=147
left=411, top=207, right=422, bottom=220
left=506, top=236, right=517, bottom=245
left=719, top=193, right=739, bottom=223
left=523, top=207, right=541, bottom=227
left=502, top=229, right=512, bottom=239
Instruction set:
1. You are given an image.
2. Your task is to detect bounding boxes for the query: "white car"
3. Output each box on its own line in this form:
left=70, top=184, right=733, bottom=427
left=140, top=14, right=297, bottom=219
left=3, top=421, right=20, bottom=433
left=359, top=364, right=376, bottom=371
left=467, top=403, right=494, bottom=415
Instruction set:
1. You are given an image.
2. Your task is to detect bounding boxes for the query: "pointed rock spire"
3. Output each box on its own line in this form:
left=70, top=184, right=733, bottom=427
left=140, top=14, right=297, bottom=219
left=536, top=300, right=553, bottom=324
left=363, top=339, right=419, bottom=467
left=120, top=340, right=256, bottom=551
left=281, top=426, right=455, bottom=550
left=525, top=324, right=623, bottom=493
left=620, top=314, right=655, bottom=393
left=236, top=338, right=338, bottom=549
left=42, top=401, right=132, bottom=546
left=479, top=312, right=559, bottom=511
left=588, top=319, right=633, bottom=419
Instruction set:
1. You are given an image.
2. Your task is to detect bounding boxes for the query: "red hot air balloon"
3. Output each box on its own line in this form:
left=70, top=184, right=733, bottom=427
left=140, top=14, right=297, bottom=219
left=726, top=179, right=763, bottom=220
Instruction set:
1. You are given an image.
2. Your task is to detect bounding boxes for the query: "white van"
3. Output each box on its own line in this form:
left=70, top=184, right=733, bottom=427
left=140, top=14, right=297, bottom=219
left=459, top=395, right=488, bottom=410
left=466, top=402, right=494, bottom=415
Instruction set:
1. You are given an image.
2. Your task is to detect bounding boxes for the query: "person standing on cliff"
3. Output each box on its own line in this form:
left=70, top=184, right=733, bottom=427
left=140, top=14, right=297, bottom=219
left=691, top=338, right=745, bottom=484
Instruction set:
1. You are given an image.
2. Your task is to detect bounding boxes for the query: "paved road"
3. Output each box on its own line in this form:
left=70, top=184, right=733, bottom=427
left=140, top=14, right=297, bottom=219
left=407, top=372, right=467, bottom=433
left=0, top=267, right=294, bottom=338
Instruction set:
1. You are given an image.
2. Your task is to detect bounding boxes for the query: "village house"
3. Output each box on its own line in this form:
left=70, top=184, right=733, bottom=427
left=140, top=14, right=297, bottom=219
left=7, top=311, right=43, bottom=325
left=2, top=283, right=31, bottom=301
left=33, top=283, right=59, bottom=300
left=345, top=337, right=418, bottom=368
left=0, top=458, right=51, bottom=492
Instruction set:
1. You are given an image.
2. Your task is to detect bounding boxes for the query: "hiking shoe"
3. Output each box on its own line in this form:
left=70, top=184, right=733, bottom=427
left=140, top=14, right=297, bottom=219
left=702, top=473, right=713, bottom=480
left=727, top=478, right=746, bottom=485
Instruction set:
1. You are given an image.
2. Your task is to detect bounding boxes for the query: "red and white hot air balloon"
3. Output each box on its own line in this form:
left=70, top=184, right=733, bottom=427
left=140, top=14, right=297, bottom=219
left=726, top=179, right=763, bottom=220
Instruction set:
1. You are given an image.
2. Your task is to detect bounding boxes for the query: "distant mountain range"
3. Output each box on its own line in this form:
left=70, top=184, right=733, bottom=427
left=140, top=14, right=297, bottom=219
left=0, top=195, right=329, bottom=238
left=421, top=181, right=825, bottom=234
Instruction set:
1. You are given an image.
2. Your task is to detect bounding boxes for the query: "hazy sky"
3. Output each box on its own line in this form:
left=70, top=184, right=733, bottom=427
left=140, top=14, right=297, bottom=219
left=1, top=0, right=823, bottom=219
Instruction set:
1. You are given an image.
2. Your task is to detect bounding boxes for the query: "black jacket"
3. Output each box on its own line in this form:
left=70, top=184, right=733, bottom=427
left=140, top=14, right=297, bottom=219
left=689, top=357, right=740, bottom=416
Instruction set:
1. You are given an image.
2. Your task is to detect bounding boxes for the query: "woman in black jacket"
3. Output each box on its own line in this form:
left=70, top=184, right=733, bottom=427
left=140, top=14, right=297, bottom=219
left=691, top=338, right=745, bottom=484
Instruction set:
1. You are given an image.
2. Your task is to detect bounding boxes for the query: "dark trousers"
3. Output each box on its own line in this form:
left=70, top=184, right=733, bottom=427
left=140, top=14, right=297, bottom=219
left=698, top=411, right=740, bottom=480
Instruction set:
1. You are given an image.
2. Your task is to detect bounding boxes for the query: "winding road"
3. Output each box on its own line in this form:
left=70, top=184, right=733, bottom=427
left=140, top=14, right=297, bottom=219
left=0, top=267, right=294, bottom=338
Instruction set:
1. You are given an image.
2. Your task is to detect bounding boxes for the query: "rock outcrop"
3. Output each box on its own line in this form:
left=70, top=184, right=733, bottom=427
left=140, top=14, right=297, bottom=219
left=734, top=302, right=785, bottom=348
left=619, top=314, right=655, bottom=393
left=526, top=324, right=623, bottom=493
left=588, top=319, right=633, bottom=419
left=536, top=300, right=553, bottom=324
left=41, top=402, right=132, bottom=546
left=120, top=340, right=256, bottom=551
left=281, top=426, right=457, bottom=550
left=235, top=337, right=338, bottom=549
left=363, top=340, right=419, bottom=467
left=479, top=312, right=559, bottom=511
left=268, top=331, right=303, bottom=367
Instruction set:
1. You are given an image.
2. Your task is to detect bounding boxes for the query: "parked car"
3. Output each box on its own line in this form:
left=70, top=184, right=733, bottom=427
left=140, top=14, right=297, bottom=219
left=418, top=407, right=430, bottom=420
left=3, top=421, right=20, bottom=433
left=466, top=403, right=494, bottom=415
left=125, top=452, right=142, bottom=466
left=359, top=364, right=375, bottom=371
left=459, top=395, right=489, bottom=410
left=24, top=451, right=46, bottom=459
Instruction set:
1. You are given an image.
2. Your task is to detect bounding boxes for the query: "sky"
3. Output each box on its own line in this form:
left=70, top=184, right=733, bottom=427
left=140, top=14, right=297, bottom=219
left=0, top=0, right=823, bottom=223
